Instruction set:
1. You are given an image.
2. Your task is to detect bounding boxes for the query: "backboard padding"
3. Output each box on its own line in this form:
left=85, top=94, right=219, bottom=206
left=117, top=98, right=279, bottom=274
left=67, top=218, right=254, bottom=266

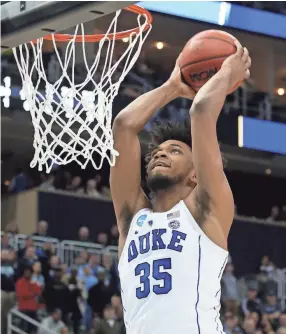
left=1, top=1, right=136, bottom=50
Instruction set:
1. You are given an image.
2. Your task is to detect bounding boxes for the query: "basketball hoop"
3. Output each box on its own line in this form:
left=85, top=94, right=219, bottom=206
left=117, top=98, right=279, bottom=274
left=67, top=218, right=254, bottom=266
left=12, top=5, right=152, bottom=173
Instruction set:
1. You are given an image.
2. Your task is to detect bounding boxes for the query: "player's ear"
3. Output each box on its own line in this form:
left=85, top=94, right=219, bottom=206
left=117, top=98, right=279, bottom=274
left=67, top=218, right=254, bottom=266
left=188, top=171, right=197, bottom=187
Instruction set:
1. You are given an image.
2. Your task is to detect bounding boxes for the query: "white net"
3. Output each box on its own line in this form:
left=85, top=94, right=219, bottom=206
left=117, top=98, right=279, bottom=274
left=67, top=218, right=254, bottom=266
left=13, top=9, right=151, bottom=173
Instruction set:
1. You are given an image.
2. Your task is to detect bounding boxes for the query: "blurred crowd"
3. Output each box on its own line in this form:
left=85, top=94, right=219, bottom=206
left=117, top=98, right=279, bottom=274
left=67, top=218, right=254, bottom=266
left=221, top=259, right=286, bottom=334
left=2, top=167, right=112, bottom=201
left=1, top=219, right=286, bottom=334
left=3, top=167, right=286, bottom=225
left=1, top=221, right=124, bottom=334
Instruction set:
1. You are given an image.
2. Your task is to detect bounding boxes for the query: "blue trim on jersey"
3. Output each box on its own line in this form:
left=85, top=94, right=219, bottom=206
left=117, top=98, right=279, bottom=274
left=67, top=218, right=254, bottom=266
left=214, top=304, right=224, bottom=334
left=218, top=255, right=228, bottom=278
left=195, top=235, right=201, bottom=334
left=214, top=299, right=222, bottom=333
left=214, top=306, right=219, bottom=332
left=215, top=289, right=221, bottom=297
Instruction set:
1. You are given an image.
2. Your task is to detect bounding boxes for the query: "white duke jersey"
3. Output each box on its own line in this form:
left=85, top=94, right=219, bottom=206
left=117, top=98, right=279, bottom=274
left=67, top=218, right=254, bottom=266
left=118, top=200, right=229, bottom=334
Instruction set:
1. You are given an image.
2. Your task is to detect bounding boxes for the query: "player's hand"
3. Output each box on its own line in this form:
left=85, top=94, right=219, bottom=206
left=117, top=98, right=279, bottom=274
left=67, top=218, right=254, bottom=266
left=221, top=39, right=251, bottom=88
left=167, top=54, right=196, bottom=100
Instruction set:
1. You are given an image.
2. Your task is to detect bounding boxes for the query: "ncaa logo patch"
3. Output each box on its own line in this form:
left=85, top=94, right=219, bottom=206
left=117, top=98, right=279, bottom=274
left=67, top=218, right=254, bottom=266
left=168, top=220, right=180, bottom=229
left=137, top=214, right=147, bottom=227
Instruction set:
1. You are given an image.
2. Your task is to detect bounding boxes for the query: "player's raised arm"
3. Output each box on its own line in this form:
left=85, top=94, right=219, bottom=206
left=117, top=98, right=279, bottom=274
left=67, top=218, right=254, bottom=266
left=110, top=63, right=195, bottom=243
left=189, top=40, right=251, bottom=233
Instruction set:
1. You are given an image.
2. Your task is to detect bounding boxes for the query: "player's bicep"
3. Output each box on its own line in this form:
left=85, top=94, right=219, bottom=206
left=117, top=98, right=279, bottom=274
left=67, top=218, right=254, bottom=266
left=110, top=120, right=146, bottom=227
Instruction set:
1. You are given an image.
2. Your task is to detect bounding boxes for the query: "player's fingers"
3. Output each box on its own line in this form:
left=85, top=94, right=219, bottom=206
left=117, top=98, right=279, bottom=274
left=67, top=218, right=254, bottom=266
left=234, top=39, right=243, bottom=56
left=244, top=69, right=250, bottom=79
left=242, top=47, right=249, bottom=63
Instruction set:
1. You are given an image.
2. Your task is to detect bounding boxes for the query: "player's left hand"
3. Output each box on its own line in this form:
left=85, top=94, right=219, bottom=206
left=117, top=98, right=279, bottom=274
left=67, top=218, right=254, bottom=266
left=167, top=54, right=196, bottom=100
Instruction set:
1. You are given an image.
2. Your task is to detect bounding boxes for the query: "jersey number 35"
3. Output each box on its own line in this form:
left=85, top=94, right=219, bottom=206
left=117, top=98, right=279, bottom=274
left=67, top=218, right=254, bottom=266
left=135, top=258, right=172, bottom=299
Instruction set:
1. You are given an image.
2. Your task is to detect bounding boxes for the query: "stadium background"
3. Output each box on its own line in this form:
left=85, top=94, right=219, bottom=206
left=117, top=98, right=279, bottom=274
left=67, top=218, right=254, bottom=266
left=1, top=1, right=286, bottom=334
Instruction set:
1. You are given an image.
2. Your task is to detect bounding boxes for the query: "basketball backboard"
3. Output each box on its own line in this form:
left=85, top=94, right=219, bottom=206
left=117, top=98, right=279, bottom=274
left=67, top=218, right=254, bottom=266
left=1, top=1, right=136, bottom=50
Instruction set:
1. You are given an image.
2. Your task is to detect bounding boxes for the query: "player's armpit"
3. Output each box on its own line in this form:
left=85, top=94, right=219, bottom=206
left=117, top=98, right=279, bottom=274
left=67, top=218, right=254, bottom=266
left=189, top=108, right=234, bottom=236
left=110, top=119, right=149, bottom=237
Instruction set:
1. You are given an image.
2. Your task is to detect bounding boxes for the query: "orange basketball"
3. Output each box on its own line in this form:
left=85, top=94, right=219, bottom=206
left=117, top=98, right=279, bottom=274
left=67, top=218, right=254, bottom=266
left=179, top=30, right=242, bottom=94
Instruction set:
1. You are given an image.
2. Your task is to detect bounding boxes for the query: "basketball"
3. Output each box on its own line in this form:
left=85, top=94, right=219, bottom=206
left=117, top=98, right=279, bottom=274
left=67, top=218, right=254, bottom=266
left=179, top=30, right=241, bottom=94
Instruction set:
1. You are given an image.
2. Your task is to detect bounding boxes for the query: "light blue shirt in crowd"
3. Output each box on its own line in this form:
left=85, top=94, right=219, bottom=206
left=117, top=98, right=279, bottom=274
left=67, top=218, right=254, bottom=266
left=81, top=274, right=98, bottom=291
left=32, top=274, right=45, bottom=286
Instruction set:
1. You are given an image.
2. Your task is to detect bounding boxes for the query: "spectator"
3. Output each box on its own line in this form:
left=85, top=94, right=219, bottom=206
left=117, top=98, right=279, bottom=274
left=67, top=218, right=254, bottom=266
left=39, top=173, right=56, bottom=191
left=80, top=265, right=98, bottom=291
left=1, top=233, right=14, bottom=250
left=81, top=266, right=98, bottom=331
left=1, top=249, right=16, bottom=334
left=47, top=54, right=61, bottom=83
left=85, top=179, right=103, bottom=198
left=32, top=261, right=45, bottom=287
left=111, top=295, right=123, bottom=321
left=33, top=221, right=49, bottom=237
left=102, top=254, right=118, bottom=293
left=42, top=255, right=60, bottom=282
left=263, top=290, right=281, bottom=328
left=101, top=186, right=112, bottom=200
left=278, top=313, right=286, bottom=328
left=241, top=283, right=262, bottom=317
left=5, top=220, right=19, bottom=235
left=73, top=253, right=88, bottom=281
left=89, top=254, right=104, bottom=276
left=8, top=168, right=28, bottom=193
left=267, top=206, right=280, bottom=222
left=260, top=256, right=275, bottom=278
left=62, top=171, right=72, bottom=190
left=60, top=327, right=70, bottom=334
left=261, top=314, right=275, bottom=334
left=78, top=226, right=91, bottom=242
left=248, top=312, right=261, bottom=330
left=222, top=263, right=239, bottom=314
left=97, top=232, right=108, bottom=247
left=42, top=267, right=71, bottom=323
left=38, top=309, right=65, bottom=334
left=242, top=318, right=256, bottom=334
left=75, top=256, right=86, bottom=267
left=67, top=273, right=82, bottom=334
left=223, top=312, right=243, bottom=334
left=17, top=246, right=38, bottom=278
left=88, top=268, right=113, bottom=317
left=41, top=242, right=56, bottom=259
left=94, top=304, right=122, bottom=334
left=79, top=250, right=90, bottom=264
left=17, top=236, right=34, bottom=258
left=16, top=266, right=41, bottom=332
left=109, top=225, right=119, bottom=246
left=102, top=254, right=113, bottom=272
left=66, top=176, right=83, bottom=192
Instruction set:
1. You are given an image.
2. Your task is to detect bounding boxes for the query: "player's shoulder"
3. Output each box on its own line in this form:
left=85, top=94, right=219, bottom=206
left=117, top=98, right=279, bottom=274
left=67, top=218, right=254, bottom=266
left=118, top=189, right=151, bottom=236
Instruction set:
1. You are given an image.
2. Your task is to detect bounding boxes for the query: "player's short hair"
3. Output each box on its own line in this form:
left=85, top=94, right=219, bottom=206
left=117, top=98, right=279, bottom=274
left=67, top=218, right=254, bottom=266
left=145, top=119, right=226, bottom=167
left=145, top=119, right=192, bottom=165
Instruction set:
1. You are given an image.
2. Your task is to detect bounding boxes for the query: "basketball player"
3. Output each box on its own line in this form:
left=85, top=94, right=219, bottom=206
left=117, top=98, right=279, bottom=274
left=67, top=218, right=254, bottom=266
left=110, top=39, right=251, bottom=333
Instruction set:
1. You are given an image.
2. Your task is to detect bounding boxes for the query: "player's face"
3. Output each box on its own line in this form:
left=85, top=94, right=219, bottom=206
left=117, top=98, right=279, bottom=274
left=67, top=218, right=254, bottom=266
left=146, top=140, right=194, bottom=191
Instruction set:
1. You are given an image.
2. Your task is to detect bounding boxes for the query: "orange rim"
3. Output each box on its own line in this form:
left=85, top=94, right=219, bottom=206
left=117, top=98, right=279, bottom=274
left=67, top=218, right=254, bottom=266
left=41, top=5, right=152, bottom=43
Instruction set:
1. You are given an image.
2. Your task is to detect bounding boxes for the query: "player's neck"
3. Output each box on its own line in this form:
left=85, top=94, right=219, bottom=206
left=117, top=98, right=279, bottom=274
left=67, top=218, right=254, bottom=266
left=151, top=185, right=191, bottom=213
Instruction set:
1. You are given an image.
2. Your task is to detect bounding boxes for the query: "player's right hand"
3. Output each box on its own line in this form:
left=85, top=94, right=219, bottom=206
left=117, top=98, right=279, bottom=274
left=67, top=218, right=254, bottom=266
left=167, top=54, right=196, bottom=100
left=221, top=39, right=251, bottom=88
